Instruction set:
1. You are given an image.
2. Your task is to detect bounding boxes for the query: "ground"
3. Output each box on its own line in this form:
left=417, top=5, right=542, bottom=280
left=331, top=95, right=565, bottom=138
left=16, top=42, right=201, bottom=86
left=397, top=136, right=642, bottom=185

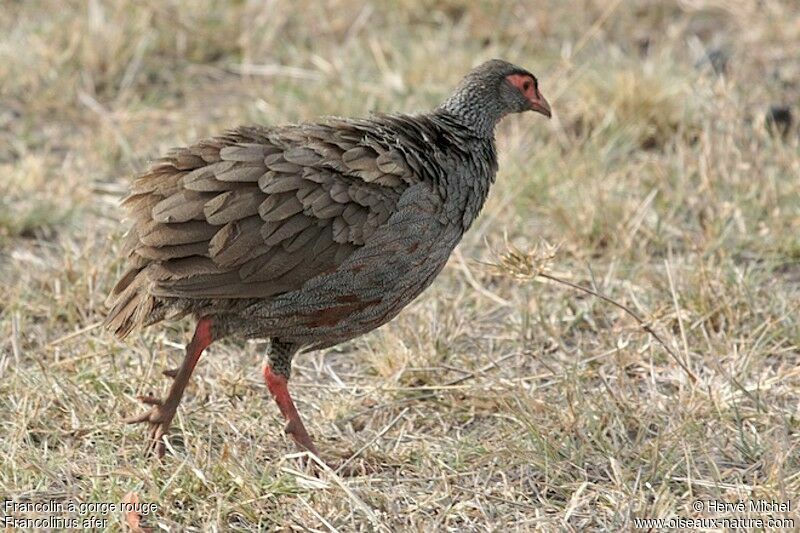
left=1, top=0, right=799, bottom=531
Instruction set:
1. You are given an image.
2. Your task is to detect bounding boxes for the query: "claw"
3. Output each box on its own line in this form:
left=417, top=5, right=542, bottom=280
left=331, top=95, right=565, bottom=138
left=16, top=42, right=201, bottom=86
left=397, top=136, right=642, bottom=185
left=162, top=368, right=179, bottom=379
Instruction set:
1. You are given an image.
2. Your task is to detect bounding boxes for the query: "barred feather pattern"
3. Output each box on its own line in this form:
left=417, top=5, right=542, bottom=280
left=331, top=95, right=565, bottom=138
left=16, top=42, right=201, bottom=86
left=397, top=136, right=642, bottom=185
left=103, top=61, right=528, bottom=348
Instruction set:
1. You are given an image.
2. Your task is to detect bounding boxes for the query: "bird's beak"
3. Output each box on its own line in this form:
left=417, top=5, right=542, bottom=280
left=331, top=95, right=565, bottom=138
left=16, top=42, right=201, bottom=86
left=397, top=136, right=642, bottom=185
left=529, top=92, right=551, bottom=118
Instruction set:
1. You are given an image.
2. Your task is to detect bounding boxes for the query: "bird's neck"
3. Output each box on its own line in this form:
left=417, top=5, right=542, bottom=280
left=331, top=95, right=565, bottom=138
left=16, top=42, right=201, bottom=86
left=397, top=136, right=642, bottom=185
left=436, top=83, right=506, bottom=138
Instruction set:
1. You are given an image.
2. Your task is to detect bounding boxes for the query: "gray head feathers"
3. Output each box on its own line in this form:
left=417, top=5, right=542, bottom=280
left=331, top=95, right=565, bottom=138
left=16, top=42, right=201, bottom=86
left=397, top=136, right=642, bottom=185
left=437, top=59, right=542, bottom=137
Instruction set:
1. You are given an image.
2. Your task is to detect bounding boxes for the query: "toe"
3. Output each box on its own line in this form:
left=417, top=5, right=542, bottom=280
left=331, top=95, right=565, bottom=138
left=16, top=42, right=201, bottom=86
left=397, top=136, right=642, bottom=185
left=124, top=411, right=151, bottom=425
left=155, top=440, right=166, bottom=459
left=137, top=395, right=163, bottom=406
left=151, top=426, right=167, bottom=459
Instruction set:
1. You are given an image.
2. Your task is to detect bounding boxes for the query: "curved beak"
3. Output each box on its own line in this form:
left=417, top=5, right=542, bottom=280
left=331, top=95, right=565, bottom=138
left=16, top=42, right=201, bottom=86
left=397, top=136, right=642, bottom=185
left=529, top=92, right=551, bottom=118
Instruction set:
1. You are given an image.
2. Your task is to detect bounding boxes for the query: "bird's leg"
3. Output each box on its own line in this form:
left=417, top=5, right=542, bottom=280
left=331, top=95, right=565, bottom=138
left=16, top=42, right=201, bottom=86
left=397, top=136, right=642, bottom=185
left=125, top=317, right=214, bottom=458
left=263, top=359, right=319, bottom=457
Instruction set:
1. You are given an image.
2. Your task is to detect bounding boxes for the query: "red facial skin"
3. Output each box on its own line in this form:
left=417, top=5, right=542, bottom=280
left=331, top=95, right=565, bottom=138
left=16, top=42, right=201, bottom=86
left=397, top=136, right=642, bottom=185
left=506, top=73, right=552, bottom=118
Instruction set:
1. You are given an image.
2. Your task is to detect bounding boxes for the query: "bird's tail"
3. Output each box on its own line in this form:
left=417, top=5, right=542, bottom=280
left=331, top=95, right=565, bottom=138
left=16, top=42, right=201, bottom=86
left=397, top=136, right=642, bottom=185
left=103, top=265, right=161, bottom=338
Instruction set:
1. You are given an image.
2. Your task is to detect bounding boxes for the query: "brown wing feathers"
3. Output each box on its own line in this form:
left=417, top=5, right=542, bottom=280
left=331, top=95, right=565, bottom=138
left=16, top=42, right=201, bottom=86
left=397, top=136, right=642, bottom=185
left=105, top=123, right=412, bottom=337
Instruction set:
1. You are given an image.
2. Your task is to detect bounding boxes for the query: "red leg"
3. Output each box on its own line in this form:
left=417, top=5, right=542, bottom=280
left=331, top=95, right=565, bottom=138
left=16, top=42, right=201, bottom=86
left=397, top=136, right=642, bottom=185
left=263, top=364, right=319, bottom=457
left=125, top=317, right=214, bottom=458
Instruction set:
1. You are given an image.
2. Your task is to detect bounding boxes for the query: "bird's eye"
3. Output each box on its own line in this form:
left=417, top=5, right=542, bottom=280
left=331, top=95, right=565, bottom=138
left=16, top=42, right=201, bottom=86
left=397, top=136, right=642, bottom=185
left=522, top=81, right=531, bottom=91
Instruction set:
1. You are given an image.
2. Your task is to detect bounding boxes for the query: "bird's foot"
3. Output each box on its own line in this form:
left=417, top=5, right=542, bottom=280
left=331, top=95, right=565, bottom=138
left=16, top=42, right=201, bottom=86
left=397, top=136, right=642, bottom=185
left=264, top=364, right=323, bottom=458
left=284, top=417, right=320, bottom=457
left=124, top=318, right=213, bottom=460
left=124, top=395, right=177, bottom=459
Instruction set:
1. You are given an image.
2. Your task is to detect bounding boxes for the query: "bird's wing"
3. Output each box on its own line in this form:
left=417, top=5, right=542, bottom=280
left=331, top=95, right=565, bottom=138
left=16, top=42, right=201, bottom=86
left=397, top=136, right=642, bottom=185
left=254, top=181, right=458, bottom=346
left=117, top=123, right=417, bottom=300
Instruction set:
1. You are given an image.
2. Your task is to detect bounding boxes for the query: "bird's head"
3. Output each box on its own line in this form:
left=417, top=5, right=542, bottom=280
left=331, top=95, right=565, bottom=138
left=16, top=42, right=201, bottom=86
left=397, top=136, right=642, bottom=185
left=438, top=59, right=551, bottom=137
left=500, top=70, right=551, bottom=118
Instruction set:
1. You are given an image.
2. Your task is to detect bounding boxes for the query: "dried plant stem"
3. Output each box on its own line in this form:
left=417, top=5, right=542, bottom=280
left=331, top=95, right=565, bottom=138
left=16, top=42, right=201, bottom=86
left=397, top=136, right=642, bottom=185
left=537, top=272, right=698, bottom=383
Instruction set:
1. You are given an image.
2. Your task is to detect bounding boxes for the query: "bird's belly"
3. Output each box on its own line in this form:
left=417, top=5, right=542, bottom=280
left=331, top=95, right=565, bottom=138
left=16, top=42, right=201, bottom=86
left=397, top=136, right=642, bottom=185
left=260, top=220, right=462, bottom=348
left=314, top=231, right=460, bottom=347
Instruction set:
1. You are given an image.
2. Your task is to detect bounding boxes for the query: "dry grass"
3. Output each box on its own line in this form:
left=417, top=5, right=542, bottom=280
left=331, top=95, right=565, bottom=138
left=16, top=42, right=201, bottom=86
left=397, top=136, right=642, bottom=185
left=2, top=0, right=799, bottom=530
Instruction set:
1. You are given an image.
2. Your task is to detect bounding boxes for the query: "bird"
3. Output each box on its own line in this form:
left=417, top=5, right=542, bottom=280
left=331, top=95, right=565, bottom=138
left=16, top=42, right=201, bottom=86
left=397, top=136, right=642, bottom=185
left=105, top=58, right=551, bottom=459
